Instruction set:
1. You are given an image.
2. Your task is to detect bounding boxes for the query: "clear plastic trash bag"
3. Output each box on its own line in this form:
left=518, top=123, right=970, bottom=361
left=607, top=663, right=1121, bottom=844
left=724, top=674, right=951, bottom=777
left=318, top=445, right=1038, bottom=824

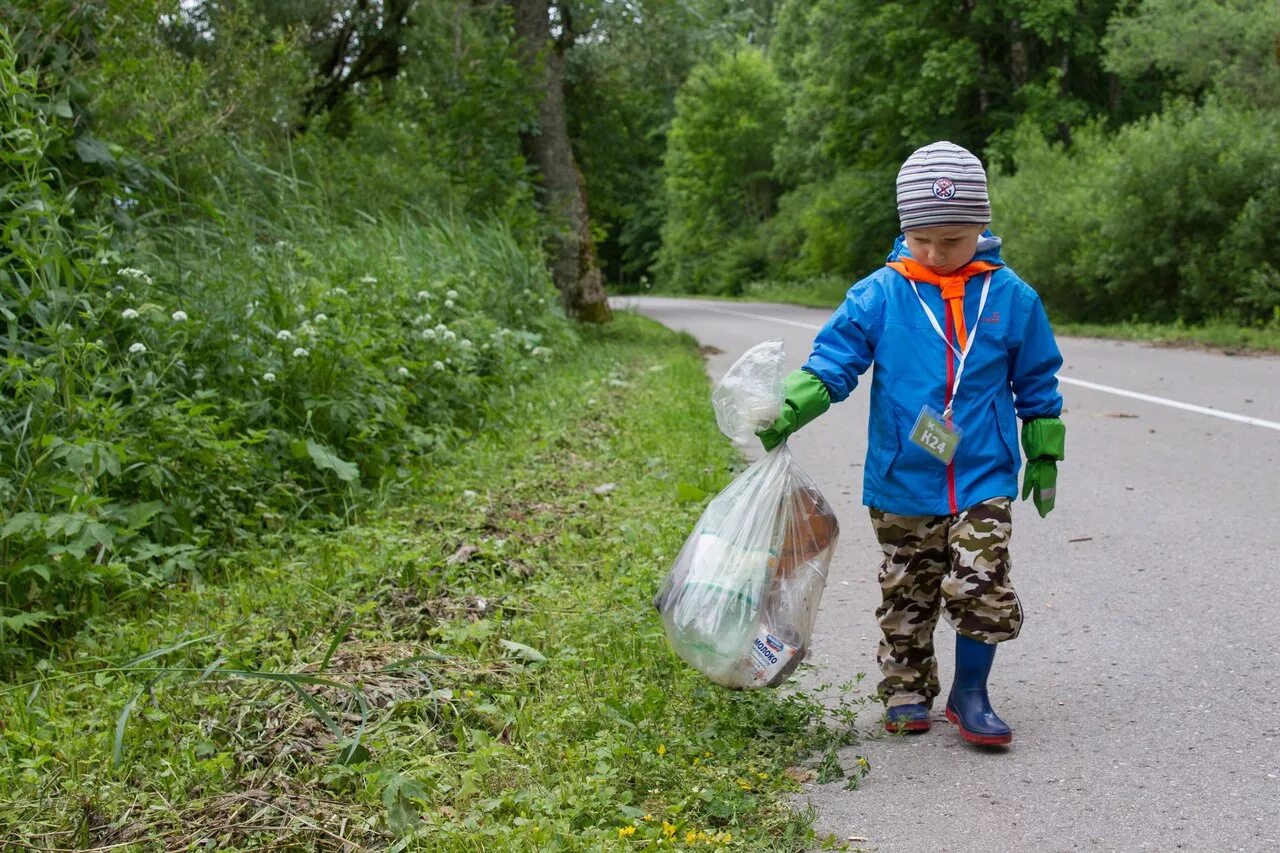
left=654, top=340, right=839, bottom=689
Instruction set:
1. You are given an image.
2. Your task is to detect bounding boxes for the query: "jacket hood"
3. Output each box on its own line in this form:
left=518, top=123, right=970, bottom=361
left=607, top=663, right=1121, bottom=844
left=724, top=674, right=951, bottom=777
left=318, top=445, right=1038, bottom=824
left=886, top=229, right=1004, bottom=265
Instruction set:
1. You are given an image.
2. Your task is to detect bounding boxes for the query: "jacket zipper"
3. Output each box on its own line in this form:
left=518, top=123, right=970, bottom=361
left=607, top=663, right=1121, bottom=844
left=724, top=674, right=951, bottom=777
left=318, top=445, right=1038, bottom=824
left=944, top=304, right=958, bottom=515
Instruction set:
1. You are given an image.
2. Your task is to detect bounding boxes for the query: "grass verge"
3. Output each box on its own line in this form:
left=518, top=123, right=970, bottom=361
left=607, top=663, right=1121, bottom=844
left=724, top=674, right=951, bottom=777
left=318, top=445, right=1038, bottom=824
left=0, top=314, right=871, bottom=851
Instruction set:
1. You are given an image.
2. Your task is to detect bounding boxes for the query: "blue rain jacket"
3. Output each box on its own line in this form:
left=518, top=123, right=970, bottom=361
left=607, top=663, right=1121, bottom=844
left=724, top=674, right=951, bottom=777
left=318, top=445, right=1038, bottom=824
left=802, top=233, right=1062, bottom=516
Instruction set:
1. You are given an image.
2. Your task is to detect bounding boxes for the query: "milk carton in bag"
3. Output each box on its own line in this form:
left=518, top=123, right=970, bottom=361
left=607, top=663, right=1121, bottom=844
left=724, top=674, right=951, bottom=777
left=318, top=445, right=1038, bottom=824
left=655, top=340, right=839, bottom=689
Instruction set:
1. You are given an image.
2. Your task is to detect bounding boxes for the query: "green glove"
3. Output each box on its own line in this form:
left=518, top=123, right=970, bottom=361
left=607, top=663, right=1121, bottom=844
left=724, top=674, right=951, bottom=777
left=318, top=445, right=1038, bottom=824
left=1020, top=417, right=1065, bottom=517
left=757, top=369, right=831, bottom=451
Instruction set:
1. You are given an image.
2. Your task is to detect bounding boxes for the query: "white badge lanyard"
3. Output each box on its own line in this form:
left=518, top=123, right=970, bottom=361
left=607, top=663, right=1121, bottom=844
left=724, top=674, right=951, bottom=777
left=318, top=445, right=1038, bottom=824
left=908, top=272, right=992, bottom=421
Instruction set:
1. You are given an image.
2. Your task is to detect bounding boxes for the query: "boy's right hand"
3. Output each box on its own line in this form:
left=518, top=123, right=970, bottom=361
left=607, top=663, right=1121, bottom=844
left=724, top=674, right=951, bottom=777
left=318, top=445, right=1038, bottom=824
left=757, top=369, right=831, bottom=451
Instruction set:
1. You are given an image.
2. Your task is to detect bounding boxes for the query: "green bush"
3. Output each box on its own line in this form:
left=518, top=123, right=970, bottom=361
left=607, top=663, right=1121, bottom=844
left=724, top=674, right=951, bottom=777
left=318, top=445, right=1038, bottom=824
left=2, top=203, right=570, bottom=667
left=0, top=5, right=556, bottom=665
left=0, top=24, right=569, bottom=660
left=993, top=101, right=1280, bottom=325
left=656, top=45, right=785, bottom=294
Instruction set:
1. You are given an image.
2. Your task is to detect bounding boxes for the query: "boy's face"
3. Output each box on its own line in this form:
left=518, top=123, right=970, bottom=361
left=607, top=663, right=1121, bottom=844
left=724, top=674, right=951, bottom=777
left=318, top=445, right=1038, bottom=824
left=903, top=223, right=987, bottom=275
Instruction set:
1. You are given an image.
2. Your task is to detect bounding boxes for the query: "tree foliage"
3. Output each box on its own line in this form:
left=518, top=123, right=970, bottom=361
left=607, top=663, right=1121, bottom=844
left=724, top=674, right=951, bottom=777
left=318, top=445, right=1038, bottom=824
left=656, top=45, right=785, bottom=293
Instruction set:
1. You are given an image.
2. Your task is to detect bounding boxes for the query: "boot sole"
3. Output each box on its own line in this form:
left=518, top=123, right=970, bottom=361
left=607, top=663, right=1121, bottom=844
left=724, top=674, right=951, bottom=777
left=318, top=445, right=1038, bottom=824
left=884, top=719, right=931, bottom=733
left=944, top=708, right=1012, bottom=745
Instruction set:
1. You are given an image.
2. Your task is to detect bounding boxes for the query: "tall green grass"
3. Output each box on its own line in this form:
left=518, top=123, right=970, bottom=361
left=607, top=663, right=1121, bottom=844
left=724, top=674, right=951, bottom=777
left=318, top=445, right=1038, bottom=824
left=0, top=29, right=570, bottom=668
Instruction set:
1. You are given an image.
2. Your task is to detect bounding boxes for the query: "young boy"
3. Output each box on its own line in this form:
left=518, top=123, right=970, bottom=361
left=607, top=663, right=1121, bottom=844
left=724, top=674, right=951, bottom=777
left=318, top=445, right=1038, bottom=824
left=757, top=141, right=1065, bottom=746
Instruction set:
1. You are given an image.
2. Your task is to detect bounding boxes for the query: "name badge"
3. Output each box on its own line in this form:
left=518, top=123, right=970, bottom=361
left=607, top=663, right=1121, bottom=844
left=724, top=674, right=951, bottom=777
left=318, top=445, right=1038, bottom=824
left=910, top=406, right=962, bottom=464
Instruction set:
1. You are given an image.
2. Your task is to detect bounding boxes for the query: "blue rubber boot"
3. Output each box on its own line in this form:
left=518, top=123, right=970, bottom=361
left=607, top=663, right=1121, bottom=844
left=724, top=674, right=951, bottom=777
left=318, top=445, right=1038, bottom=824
left=944, top=634, right=1013, bottom=746
left=884, top=703, right=930, bottom=733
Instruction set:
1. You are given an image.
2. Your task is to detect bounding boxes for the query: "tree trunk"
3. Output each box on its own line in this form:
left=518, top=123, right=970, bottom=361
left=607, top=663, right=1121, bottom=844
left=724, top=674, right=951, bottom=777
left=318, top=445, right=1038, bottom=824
left=509, top=0, right=612, bottom=323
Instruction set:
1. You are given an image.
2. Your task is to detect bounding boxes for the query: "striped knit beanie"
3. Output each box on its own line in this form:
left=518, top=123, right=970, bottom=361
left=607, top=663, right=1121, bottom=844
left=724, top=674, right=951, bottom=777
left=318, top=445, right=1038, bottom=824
left=895, top=141, right=990, bottom=231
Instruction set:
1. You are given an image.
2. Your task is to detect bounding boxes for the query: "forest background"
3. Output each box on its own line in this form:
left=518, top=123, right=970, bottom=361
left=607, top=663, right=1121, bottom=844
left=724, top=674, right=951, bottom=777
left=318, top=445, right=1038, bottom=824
left=1, top=0, right=1279, bottom=844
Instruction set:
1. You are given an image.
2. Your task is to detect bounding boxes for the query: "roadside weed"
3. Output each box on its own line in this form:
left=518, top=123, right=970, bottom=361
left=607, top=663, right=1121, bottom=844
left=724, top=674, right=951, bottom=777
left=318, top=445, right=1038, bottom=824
left=0, top=316, right=873, bottom=849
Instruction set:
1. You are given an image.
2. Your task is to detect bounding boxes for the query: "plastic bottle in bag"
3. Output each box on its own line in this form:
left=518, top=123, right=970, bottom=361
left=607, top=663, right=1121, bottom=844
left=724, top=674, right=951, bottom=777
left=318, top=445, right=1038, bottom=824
left=655, top=340, right=839, bottom=689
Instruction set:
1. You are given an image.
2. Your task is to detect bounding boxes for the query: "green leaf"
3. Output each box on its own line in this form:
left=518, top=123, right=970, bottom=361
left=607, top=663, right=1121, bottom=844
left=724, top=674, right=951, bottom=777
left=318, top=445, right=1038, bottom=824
left=334, top=738, right=371, bottom=766
left=53, top=99, right=73, bottom=118
left=121, top=632, right=219, bottom=668
left=383, top=773, right=429, bottom=835
left=0, top=610, right=54, bottom=633
left=675, top=482, right=707, bottom=503
left=305, top=440, right=359, bottom=482
left=1, top=512, right=42, bottom=540
left=319, top=612, right=356, bottom=672
left=114, top=673, right=165, bottom=767
left=75, top=135, right=115, bottom=165
left=500, top=639, right=547, bottom=663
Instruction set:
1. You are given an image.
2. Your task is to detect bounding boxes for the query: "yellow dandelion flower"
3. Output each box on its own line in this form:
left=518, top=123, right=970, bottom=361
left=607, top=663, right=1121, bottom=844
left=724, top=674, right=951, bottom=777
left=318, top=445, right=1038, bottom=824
left=662, top=820, right=677, bottom=838
left=657, top=744, right=666, bottom=756
left=618, top=825, right=636, bottom=838
left=643, top=814, right=654, bottom=822
left=686, top=831, right=698, bottom=844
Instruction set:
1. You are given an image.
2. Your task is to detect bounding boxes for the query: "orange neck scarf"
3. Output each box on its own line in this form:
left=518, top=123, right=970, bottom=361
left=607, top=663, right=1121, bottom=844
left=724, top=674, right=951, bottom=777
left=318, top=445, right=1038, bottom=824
left=886, top=258, right=1001, bottom=348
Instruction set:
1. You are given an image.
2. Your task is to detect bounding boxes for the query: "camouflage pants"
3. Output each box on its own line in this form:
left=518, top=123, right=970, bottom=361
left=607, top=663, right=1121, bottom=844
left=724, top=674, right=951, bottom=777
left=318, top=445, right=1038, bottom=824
left=870, top=498, right=1022, bottom=708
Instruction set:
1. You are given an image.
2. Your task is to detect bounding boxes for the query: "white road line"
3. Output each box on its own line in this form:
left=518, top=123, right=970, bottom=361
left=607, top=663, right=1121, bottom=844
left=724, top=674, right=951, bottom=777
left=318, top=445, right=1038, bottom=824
left=695, top=304, right=1280, bottom=432
left=698, top=304, right=828, bottom=331
left=1056, top=376, right=1280, bottom=431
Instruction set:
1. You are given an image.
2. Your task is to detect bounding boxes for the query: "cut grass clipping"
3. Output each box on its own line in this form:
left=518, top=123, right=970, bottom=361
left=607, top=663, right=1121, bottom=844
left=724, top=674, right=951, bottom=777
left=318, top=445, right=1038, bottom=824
left=0, top=314, right=872, bottom=851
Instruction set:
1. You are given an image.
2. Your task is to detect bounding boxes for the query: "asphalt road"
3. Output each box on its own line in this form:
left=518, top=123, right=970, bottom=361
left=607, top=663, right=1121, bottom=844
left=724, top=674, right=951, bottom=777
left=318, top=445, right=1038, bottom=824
left=619, top=295, right=1280, bottom=853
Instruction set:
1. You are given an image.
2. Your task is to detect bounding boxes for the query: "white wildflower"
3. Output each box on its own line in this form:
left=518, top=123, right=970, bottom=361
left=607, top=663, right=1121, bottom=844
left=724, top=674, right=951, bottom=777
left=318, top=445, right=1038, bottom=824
left=435, top=323, right=448, bottom=332
left=298, top=322, right=317, bottom=338
left=444, top=299, right=455, bottom=309
left=442, top=329, right=456, bottom=341
left=422, top=329, right=437, bottom=340
left=121, top=308, right=139, bottom=320
left=446, top=289, right=458, bottom=300
left=292, top=347, right=309, bottom=358
left=331, top=287, right=349, bottom=297
left=262, top=372, right=276, bottom=382
left=171, top=310, right=188, bottom=322
left=361, top=275, right=378, bottom=285
left=117, top=267, right=153, bottom=285
left=459, top=338, right=472, bottom=348
left=276, top=329, right=293, bottom=341
left=531, top=346, right=553, bottom=358
left=416, top=290, right=430, bottom=301
left=432, top=360, right=445, bottom=371
left=274, top=240, right=288, bottom=250
left=313, top=313, right=327, bottom=323
left=128, top=342, right=147, bottom=354
left=397, top=366, right=410, bottom=377
left=538, top=298, right=546, bottom=305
